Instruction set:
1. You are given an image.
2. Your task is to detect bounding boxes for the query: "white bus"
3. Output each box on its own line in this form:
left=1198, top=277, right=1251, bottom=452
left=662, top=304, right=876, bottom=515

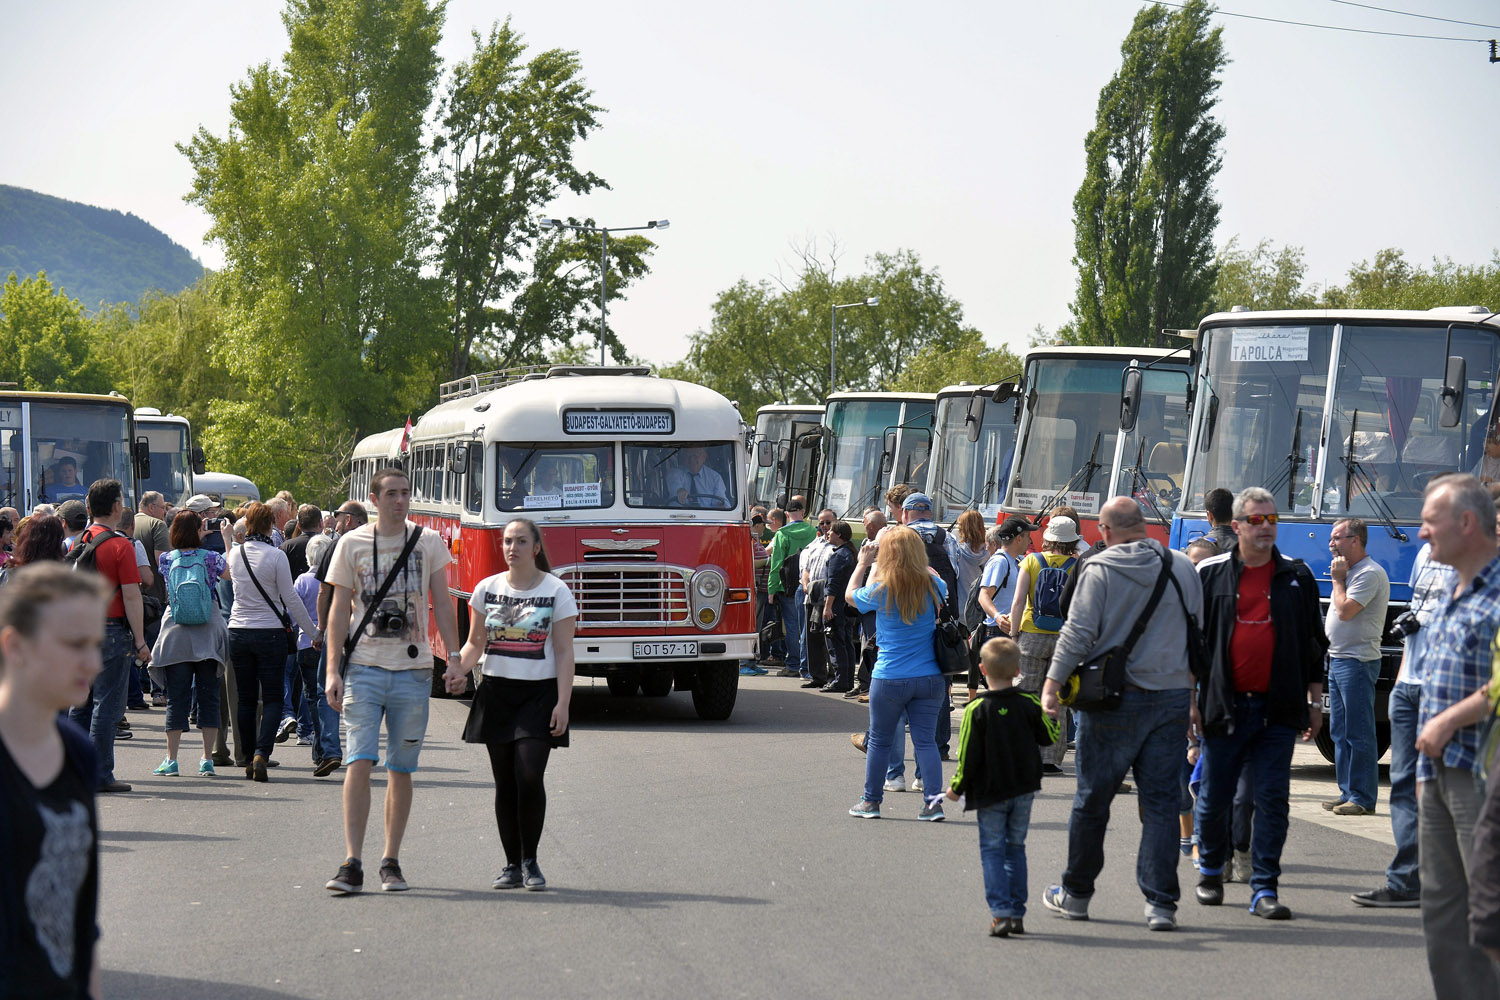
left=133, top=408, right=206, bottom=506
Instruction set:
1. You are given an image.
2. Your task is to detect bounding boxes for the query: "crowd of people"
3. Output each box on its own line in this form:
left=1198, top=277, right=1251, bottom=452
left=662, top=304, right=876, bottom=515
left=750, top=476, right=1500, bottom=998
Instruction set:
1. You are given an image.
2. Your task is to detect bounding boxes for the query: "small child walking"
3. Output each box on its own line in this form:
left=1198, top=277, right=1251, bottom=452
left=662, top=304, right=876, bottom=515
left=947, top=637, right=1059, bottom=937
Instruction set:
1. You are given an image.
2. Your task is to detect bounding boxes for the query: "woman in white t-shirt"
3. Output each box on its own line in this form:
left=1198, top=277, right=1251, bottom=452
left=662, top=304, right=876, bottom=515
left=454, top=518, right=576, bottom=892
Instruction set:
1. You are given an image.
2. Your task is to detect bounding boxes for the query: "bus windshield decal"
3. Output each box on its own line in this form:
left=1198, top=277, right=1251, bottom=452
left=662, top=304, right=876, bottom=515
left=564, top=410, right=674, bottom=435
left=1231, top=328, right=1309, bottom=363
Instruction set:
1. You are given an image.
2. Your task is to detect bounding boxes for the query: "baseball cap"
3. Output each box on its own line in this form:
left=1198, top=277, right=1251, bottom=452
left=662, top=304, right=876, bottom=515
left=751, top=513, right=765, bottom=525
left=184, top=494, right=216, bottom=513
left=786, top=498, right=806, bottom=513
left=57, top=500, right=88, bottom=531
left=901, top=492, right=933, bottom=511
left=998, top=515, right=1036, bottom=541
left=1043, top=515, right=1081, bottom=544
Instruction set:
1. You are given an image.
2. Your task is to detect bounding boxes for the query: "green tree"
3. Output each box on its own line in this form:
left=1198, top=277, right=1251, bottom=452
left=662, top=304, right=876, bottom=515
left=1208, top=237, right=1317, bottom=313
left=0, top=272, right=113, bottom=392
left=1070, top=0, right=1226, bottom=346
left=885, top=329, right=1022, bottom=393
left=662, top=247, right=976, bottom=417
left=434, top=22, right=651, bottom=376
left=179, top=0, right=446, bottom=497
left=1319, top=248, right=1500, bottom=311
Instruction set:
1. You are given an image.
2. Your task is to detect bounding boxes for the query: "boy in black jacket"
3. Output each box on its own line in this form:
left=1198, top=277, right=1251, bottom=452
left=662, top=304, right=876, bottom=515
left=948, top=638, right=1059, bottom=937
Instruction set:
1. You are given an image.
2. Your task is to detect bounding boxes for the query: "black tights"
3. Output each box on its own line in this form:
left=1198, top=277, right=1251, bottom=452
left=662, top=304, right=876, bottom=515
left=486, top=738, right=552, bottom=863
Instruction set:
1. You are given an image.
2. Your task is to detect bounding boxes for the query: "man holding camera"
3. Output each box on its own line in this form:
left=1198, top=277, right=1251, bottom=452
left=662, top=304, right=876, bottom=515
left=1351, top=538, right=1453, bottom=907
left=323, top=467, right=460, bottom=894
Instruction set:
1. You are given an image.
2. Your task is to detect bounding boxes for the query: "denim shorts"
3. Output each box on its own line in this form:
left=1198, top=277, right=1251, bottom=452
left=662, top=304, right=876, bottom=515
left=342, top=663, right=431, bottom=773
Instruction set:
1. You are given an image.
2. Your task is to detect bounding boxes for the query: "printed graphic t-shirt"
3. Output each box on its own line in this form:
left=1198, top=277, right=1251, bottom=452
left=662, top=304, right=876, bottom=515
left=327, top=522, right=452, bottom=671
left=470, top=572, right=578, bottom=681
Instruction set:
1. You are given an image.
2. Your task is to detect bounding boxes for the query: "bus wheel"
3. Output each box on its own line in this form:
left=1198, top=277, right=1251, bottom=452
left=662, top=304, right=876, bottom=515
left=1376, top=721, right=1390, bottom=760
left=1313, top=721, right=1335, bottom=764
left=606, top=667, right=641, bottom=698
left=691, top=663, right=738, bottom=721
left=640, top=666, right=674, bottom=697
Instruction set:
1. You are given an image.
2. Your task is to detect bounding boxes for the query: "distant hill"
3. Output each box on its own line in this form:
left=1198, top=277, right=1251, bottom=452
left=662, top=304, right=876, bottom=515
left=0, top=185, right=205, bottom=311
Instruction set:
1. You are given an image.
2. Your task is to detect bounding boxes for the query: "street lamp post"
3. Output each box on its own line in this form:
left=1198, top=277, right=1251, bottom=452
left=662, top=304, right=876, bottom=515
left=538, top=217, right=670, bottom=365
left=830, top=296, right=880, bottom=392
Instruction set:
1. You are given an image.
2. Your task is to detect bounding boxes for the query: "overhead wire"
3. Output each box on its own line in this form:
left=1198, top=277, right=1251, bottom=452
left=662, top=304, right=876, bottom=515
left=1320, top=0, right=1500, bottom=32
left=1145, top=1, right=1492, bottom=44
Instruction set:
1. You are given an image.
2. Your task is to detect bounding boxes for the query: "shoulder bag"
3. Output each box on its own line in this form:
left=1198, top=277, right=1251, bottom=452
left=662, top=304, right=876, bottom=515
left=933, top=586, right=971, bottom=677
left=1063, top=548, right=1171, bottom=712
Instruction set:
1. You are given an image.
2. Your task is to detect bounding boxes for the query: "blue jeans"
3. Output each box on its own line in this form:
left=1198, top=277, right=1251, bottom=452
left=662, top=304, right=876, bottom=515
left=793, top=585, right=810, bottom=676
left=314, top=645, right=343, bottom=762
left=777, top=594, right=805, bottom=676
left=863, top=673, right=945, bottom=804
left=283, top=652, right=315, bottom=739
left=68, top=621, right=134, bottom=787
left=164, top=660, right=220, bottom=732
left=978, top=793, right=1034, bottom=918
left=229, top=628, right=288, bottom=759
left=1328, top=656, right=1380, bottom=810
left=1386, top=680, right=1420, bottom=895
left=1196, top=694, right=1297, bottom=897
left=1063, top=688, right=1191, bottom=907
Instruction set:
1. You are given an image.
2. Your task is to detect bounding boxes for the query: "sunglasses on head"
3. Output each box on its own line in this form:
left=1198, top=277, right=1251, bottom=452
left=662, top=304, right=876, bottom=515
left=1241, top=513, right=1279, bottom=526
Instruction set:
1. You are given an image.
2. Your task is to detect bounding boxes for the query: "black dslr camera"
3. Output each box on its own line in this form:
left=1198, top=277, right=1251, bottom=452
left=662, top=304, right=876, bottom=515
left=1387, top=610, right=1420, bottom=644
left=372, top=600, right=408, bottom=636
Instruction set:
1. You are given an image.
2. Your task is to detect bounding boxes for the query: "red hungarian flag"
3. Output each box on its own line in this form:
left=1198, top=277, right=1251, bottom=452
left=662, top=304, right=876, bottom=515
left=399, top=416, right=413, bottom=453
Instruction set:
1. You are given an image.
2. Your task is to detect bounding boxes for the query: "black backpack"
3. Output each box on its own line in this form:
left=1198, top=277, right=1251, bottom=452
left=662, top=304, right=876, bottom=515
left=916, top=524, right=959, bottom=615
left=65, top=526, right=122, bottom=575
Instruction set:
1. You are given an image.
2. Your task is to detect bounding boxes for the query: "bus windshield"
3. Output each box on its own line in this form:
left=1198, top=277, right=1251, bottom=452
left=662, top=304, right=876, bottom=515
left=1009, top=359, right=1127, bottom=516
left=1186, top=323, right=1500, bottom=520
left=497, top=444, right=615, bottom=512
left=751, top=412, right=794, bottom=506
left=138, top=422, right=193, bottom=506
left=932, top=394, right=1018, bottom=521
left=1112, top=366, right=1193, bottom=521
left=623, top=442, right=737, bottom=510
left=27, top=402, right=135, bottom=506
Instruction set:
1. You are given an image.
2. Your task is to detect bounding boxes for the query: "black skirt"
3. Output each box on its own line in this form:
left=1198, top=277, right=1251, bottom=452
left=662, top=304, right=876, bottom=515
left=462, top=675, right=569, bottom=749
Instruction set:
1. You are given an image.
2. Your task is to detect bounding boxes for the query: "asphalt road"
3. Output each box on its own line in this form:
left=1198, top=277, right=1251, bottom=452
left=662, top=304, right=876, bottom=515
left=96, top=675, right=1433, bottom=1000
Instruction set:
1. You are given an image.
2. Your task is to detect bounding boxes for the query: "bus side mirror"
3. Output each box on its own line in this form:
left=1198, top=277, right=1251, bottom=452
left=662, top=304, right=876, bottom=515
left=191, top=446, right=207, bottom=476
left=755, top=440, right=773, bottom=467
left=1439, top=356, right=1466, bottom=429
left=880, top=429, right=897, bottom=475
left=449, top=448, right=469, bottom=475
left=134, top=437, right=151, bottom=480
left=1120, top=368, right=1143, bottom=432
left=1199, top=395, right=1219, bottom=453
left=991, top=382, right=1018, bottom=404
left=965, top=394, right=985, bottom=443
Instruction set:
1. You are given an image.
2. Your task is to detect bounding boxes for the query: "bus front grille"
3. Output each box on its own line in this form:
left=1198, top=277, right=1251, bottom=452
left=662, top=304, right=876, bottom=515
left=558, top=566, right=690, bottom=627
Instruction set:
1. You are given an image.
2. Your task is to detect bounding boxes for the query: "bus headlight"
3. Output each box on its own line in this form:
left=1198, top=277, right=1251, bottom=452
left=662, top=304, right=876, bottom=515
left=694, top=572, right=724, bottom=600
left=690, top=568, right=726, bottom=630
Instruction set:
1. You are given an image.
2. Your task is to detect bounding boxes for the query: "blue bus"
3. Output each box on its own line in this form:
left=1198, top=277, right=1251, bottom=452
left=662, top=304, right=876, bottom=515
left=1170, top=306, right=1500, bottom=758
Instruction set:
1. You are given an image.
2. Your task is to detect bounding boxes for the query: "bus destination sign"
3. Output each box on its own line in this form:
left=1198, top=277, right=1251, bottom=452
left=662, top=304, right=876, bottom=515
left=563, top=409, right=675, bottom=435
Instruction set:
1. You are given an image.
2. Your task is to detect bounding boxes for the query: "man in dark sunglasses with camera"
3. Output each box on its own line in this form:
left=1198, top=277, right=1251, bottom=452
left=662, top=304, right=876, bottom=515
left=1191, top=486, right=1327, bottom=921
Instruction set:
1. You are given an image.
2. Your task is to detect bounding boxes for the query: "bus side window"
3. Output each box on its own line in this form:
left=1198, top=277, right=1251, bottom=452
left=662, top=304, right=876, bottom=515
left=466, top=443, right=484, bottom=514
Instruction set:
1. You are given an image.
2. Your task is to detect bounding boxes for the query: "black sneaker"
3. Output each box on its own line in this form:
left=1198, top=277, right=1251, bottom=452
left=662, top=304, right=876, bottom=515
left=521, top=859, right=546, bottom=891
left=1351, top=887, right=1419, bottom=908
left=378, top=857, right=408, bottom=891
left=326, top=859, right=363, bottom=894
left=492, top=864, right=522, bottom=890
left=313, top=756, right=342, bottom=778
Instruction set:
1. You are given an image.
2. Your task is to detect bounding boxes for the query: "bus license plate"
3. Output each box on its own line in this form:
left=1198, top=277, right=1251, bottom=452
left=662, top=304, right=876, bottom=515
left=633, top=641, right=697, bottom=659
left=1321, top=693, right=1331, bottom=711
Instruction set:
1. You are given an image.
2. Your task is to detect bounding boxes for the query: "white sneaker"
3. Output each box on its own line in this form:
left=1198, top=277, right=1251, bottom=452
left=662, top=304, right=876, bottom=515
left=883, top=777, right=906, bottom=792
left=912, top=777, right=925, bottom=793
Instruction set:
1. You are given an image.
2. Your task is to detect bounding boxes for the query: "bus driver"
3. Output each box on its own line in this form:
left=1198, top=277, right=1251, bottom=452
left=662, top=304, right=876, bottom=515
left=667, top=447, right=729, bottom=509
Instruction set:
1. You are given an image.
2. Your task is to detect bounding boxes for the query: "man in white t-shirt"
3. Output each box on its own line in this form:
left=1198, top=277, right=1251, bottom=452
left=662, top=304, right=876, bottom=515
left=323, top=467, right=460, bottom=894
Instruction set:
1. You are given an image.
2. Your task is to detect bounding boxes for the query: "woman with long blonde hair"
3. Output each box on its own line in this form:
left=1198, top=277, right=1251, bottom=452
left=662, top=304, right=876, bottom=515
left=844, top=525, right=949, bottom=821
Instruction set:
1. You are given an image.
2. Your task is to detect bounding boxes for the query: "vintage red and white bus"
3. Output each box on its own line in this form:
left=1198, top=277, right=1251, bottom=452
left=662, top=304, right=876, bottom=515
left=348, top=366, right=756, bottom=720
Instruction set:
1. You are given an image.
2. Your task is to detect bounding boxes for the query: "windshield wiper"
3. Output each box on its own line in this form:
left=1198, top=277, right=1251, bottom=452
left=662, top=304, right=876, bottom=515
left=1120, top=437, right=1172, bottom=526
left=1028, top=432, right=1103, bottom=520
left=1340, top=409, right=1409, bottom=542
left=1264, top=410, right=1304, bottom=505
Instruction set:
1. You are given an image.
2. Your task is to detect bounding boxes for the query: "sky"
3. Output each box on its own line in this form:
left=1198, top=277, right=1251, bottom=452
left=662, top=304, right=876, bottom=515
left=4, top=0, right=1499, bottom=366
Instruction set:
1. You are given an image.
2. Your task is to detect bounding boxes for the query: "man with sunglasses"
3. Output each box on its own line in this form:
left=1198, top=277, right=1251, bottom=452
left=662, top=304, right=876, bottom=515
left=1192, top=487, right=1327, bottom=921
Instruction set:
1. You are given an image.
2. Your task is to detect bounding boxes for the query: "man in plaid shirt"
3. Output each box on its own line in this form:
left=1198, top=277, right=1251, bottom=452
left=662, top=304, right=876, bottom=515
left=1411, top=474, right=1500, bottom=1000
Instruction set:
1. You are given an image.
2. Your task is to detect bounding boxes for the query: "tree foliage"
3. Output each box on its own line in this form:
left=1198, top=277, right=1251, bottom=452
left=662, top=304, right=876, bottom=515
left=1070, top=0, right=1226, bottom=347
left=0, top=273, right=113, bottom=392
left=434, top=21, right=650, bottom=376
left=1207, top=237, right=1317, bottom=313
left=659, top=247, right=977, bottom=417
left=885, top=329, right=1023, bottom=393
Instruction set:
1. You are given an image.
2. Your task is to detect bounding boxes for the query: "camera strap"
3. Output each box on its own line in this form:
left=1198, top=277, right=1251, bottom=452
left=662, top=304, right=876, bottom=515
left=341, top=526, right=423, bottom=678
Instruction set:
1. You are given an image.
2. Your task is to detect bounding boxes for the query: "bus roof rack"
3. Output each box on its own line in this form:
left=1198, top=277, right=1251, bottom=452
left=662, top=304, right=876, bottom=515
left=440, top=365, right=655, bottom=401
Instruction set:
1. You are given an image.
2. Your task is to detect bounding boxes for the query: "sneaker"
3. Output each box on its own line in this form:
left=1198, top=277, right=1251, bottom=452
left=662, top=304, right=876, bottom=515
left=912, top=777, right=925, bottom=793
left=850, top=733, right=868, bottom=754
left=1230, top=849, right=1252, bottom=884
left=1117, top=781, right=1132, bottom=793
left=492, top=864, right=522, bottom=890
left=917, top=799, right=945, bottom=822
left=1042, top=762, right=1064, bottom=775
left=153, top=757, right=179, bottom=776
left=98, top=780, right=132, bottom=793
left=1041, top=885, right=1089, bottom=920
left=275, top=718, right=297, bottom=744
left=1145, top=902, right=1177, bottom=931
left=1179, top=837, right=1194, bottom=857
left=115, top=729, right=133, bottom=741
left=1008, top=918, right=1025, bottom=935
left=848, top=799, right=880, bottom=819
left=1351, top=887, right=1419, bottom=908
left=326, top=860, right=363, bottom=894
left=1332, top=801, right=1370, bottom=816
left=198, top=758, right=216, bottom=777
left=739, top=665, right=767, bottom=676
left=776, top=668, right=801, bottom=678
left=989, top=916, right=1011, bottom=938
left=843, top=688, right=864, bottom=699
left=883, top=776, right=906, bottom=792
left=378, top=858, right=408, bottom=891
left=521, top=859, right=546, bottom=891
left=313, top=756, right=343, bottom=778
left=296, top=736, right=315, bottom=746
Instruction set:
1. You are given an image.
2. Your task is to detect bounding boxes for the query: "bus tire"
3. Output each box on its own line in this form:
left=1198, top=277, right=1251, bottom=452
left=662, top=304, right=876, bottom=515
left=1313, top=722, right=1335, bottom=764
left=640, top=666, right=674, bottom=697
left=691, top=663, right=738, bottom=721
left=607, top=667, right=641, bottom=698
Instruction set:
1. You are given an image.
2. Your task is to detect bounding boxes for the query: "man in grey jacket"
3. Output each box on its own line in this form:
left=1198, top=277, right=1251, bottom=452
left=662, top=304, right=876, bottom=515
left=1039, top=497, right=1204, bottom=931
